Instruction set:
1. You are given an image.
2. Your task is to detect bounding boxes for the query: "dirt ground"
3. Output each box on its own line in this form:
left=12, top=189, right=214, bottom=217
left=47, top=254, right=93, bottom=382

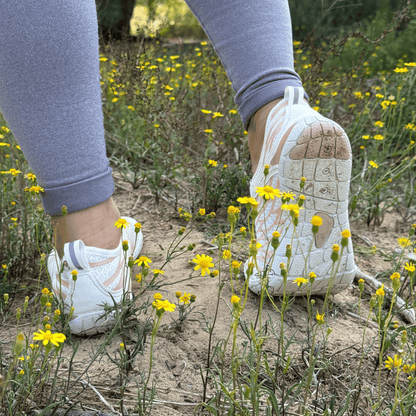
left=1, top=168, right=414, bottom=415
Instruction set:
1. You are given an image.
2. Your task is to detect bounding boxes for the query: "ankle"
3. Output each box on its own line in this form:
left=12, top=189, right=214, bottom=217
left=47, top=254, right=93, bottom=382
left=51, top=197, right=121, bottom=259
left=248, top=97, right=283, bottom=174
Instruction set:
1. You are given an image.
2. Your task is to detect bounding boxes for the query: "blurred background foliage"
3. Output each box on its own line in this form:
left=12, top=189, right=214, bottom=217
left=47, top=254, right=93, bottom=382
left=95, top=0, right=415, bottom=71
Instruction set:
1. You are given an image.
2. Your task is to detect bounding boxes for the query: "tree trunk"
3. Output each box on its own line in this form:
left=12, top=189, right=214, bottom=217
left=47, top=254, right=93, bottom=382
left=96, top=0, right=136, bottom=43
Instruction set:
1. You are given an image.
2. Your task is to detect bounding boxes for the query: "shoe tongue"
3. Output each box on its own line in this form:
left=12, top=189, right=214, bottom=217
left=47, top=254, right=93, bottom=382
left=284, top=86, right=305, bottom=106
left=63, top=240, right=90, bottom=272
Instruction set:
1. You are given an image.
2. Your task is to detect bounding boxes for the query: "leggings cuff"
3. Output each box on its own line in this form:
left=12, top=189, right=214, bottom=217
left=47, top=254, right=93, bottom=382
left=40, top=167, right=115, bottom=216
left=239, top=80, right=309, bottom=131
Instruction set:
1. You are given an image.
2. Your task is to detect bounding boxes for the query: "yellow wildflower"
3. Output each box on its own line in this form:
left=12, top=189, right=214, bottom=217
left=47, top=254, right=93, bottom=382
left=311, top=216, right=323, bottom=226
left=316, top=311, right=325, bottom=324
left=222, top=250, right=231, bottom=259
left=227, top=206, right=240, bottom=214
left=179, top=292, right=191, bottom=304
left=153, top=299, right=176, bottom=312
left=294, top=277, right=308, bottom=286
left=24, top=173, right=36, bottom=181
left=376, top=284, right=385, bottom=297
left=230, top=295, right=240, bottom=304
left=398, top=237, right=411, bottom=248
left=341, top=229, right=351, bottom=238
left=192, top=254, right=214, bottom=276
left=33, top=330, right=66, bottom=347
left=134, top=256, right=152, bottom=267
left=385, top=355, right=402, bottom=370
left=255, top=185, right=282, bottom=200
left=114, top=218, right=129, bottom=229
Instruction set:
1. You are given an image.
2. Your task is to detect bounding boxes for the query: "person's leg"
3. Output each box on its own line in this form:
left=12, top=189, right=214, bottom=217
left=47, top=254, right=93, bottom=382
left=184, top=0, right=355, bottom=295
left=183, top=0, right=306, bottom=173
left=0, top=0, right=144, bottom=335
left=0, top=0, right=120, bottom=259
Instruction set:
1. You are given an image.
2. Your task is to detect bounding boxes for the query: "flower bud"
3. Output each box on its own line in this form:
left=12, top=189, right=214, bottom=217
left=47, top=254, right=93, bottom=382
left=69, top=307, right=75, bottom=319
left=271, top=231, right=280, bottom=250
left=3, top=293, right=9, bottom=305
left=390, top=272, right=401, bottom=291
left=178, top=227, right=186, bottom=235
left=122, top=240, right=129, bottom=251
left=250, top=207, right=258, bottom=220
left=311, top=215, right=322, bottom=234
left=40, top=288, right=49, bottom=306
left=46, top=302, right=52, bottom=314
left=369, top=294, right=377, bottom=308
left=128, top=256, right=134, bottom=268
left=246, top=262, right=255, bottom=278
left=232, top=260, right=241, bottom=276
left=264, top=164, right=270, bottom=176
left=40, top=253, right=46, bottom=265
left=228, top=212, right=236, bottom=226
left=401, top=330, right=407, bottom=345
left=240, top=227, right=247, bottom=239
left=61, top=205, right=68, bottom=216
left=280, top=262, right=287, bottom=279
left=187, top=243, right=196, bottom=251
left=300, top=177, right=306, bottom=190
left=36, top=204, right=44, bottom=214
left=209, top=212, right=216, bottom=218
left=309, top=272, right=316, bottom=284
left=285, top=244, right=292, bottom=259
left=327, top=327, right=333, bottom=336
left=16, top=308, right=21, bottom=322
left=376, top=284, right=385, bottom=305
left=311, top=299, right=315, bottom=305
left=331, top=244, right=340, bottom=262
left=249, top=240, right=259, bottom=257
left=23, top=296, right=29, bottom=314
left=13, top=333, right=24, bottom=356
left=71, top=270, right=78, bottom=282
left=120, top=343, right=125, bottom=351
left=358, top=278, right=364, bottom=292
left=190, top=294, right=196, bottom=303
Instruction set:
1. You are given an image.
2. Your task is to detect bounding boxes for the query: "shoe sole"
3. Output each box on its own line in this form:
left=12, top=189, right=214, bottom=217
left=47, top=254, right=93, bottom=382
left=248, top=116, right=356, bottom=296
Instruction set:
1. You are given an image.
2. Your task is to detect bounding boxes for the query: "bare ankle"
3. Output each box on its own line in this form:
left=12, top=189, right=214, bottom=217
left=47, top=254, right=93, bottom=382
left=51, top=197, right=121, bottom=259
left=248, top=97, right=283, bottom=174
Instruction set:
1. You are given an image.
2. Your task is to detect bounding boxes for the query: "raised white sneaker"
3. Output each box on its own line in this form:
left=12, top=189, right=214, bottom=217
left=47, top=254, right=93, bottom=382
left=245, top=86, right=356, bottom=296
left=47, top=216, right=143, bottom=335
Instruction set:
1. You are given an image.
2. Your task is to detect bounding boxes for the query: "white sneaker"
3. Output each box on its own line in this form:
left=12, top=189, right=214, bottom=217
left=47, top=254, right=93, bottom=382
left=48, top=216, right=143, bottom=335
left=245, top=86, right=356, bottom=296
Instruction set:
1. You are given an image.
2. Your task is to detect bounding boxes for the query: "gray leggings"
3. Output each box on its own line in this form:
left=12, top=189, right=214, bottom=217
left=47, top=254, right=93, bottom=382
left=0, top=0, right=303, bottom=216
